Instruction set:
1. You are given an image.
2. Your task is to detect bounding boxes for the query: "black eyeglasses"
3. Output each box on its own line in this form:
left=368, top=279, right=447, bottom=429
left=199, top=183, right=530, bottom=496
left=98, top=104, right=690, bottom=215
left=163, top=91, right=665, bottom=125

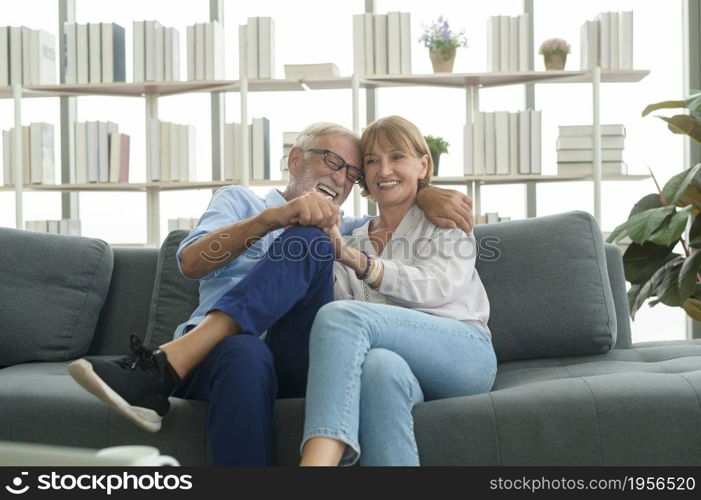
left=306, top=148, right=364, bottom=184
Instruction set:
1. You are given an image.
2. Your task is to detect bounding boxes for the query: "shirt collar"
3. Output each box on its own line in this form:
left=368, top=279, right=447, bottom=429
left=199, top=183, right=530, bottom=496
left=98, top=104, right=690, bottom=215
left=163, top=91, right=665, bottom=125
left=265, top=188, right=287, bottom=208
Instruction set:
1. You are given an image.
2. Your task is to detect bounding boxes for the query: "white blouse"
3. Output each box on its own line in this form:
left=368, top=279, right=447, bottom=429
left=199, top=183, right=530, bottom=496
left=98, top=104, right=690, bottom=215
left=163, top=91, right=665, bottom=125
left=333, top=204, right=491, bottom=336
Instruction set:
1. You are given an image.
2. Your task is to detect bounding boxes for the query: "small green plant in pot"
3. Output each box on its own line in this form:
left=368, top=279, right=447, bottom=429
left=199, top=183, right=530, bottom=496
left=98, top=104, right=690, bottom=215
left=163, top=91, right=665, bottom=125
left=606, top=91, right=701, bottom=320
left=424, top=135, right=449, bottom=176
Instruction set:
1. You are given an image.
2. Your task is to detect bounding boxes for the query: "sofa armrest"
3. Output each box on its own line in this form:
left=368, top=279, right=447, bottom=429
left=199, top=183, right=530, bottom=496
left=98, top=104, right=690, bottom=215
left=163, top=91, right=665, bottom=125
left=604, top=243, right=632, bottom=349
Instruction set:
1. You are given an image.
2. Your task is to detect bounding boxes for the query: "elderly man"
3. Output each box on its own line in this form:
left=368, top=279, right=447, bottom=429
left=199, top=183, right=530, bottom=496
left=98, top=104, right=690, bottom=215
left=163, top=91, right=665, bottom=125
left=69, top=122, right=473, bottom=465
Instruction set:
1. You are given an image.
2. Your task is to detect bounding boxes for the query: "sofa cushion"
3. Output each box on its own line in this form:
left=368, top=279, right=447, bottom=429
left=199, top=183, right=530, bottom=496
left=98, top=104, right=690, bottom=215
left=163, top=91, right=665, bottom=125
left=473, top=211, right=617, bottom=362
left=0, top=228, right=113, bottom=366
left=144, top=230, right=199, bottom=348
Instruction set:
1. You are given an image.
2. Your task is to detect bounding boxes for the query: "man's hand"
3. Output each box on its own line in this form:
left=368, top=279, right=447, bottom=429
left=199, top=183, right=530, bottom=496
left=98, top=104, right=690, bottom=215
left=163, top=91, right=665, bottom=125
left=265, top=191, right=340, bottom=230
left=416, top=186, right=473, bottom=234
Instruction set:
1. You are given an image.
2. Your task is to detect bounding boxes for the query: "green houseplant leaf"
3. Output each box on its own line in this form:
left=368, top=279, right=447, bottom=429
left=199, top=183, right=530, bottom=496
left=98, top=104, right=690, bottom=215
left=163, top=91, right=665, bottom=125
left=661, top=163, right=701, bottom=206
left=689, top=214, right=701, bottom=248
left=622, top=242, right=677, bottom=285
left=641, top=100, right=686, bottom=117
left=625, top=206, right=675, bottom=244
left=647, top=205, right=693, bottom=245
left=658, top=115, right=701, bottom=144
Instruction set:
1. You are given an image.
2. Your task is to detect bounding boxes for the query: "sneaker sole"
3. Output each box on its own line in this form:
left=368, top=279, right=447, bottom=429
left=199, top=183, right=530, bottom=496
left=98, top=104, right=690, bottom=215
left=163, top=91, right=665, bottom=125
left=68, top=359, right=163, bottom=433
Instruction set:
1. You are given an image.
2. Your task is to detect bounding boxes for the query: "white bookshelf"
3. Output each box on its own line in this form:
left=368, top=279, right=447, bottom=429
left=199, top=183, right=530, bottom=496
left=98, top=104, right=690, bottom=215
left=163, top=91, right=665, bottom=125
left=1, top=1, right=650, bottom=244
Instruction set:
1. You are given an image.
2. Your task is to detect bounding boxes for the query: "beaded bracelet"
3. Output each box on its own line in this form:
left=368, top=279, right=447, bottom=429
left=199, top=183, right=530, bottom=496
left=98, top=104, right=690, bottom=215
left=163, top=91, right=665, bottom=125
left=356, top=250, right=372, bottom=280
left=364, top=258, right=382, bottom=286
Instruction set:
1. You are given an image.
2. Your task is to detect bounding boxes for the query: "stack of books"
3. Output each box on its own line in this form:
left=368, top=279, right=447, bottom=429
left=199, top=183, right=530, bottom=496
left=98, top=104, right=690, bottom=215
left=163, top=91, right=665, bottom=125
left=168, top=217, right=199, bottom=232
left=186, top=21, right=223, bottom=81
left=147, top=119, right=196, bottom=183
left=556, top=124, right=627, bottom=176
left=279, top=131, right=299, bottom=178
left=0, top=26, right=56, bottom=86
left=74, top=121, right=130, bottom=184
left=353, top=12, right=411, bottom=76
left=26, top=219, right=81, bottom=235
left=283, top=63, right=339, bottom=80
left=486, top=15, right=530, bottom=72
left=223, top=118, right=271, bottom=181
left=64, top=22, right=125, bottom=84
left=580, top=11, right=633, bottom=70
left=2, top=123, right=54, bottom=186
left=475, top=212, right=511, bottom=225
left=238, top=17, right=274, bottom=79
left=134, top=21, right=179, bottom=82
left=464, top=109, right=541, bottom=176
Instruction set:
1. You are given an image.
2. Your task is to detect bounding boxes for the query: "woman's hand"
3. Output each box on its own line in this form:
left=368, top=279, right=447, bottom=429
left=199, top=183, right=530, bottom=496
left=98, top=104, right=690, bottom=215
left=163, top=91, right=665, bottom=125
left=324, top=223, right=345, bottom=261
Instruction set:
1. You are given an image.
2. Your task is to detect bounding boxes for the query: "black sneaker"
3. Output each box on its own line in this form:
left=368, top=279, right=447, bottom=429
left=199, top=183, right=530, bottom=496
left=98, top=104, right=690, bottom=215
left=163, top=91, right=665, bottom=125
left=68, top=335, right=181, bottom=432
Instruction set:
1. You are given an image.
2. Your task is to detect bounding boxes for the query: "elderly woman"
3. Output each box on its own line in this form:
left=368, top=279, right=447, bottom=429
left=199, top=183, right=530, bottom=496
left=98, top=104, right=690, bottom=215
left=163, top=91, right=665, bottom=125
left=300, top=115, right=496, bottom=466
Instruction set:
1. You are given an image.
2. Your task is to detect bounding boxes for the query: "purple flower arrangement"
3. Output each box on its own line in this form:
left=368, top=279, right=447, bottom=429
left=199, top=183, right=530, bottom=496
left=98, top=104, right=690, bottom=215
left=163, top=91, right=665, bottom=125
left=419, top=16, right=468, bottom=55
left=538, top=38, right=571, bottom=56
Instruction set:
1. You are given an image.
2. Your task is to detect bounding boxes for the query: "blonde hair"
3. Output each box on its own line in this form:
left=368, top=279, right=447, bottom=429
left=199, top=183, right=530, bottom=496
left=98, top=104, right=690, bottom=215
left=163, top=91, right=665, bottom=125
left=358, top=115, right=432, bottom=197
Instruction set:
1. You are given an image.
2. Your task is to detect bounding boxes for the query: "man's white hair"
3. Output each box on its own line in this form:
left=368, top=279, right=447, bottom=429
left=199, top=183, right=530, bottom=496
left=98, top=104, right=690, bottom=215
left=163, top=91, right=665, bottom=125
left=293, top=122, right=360, bottom=152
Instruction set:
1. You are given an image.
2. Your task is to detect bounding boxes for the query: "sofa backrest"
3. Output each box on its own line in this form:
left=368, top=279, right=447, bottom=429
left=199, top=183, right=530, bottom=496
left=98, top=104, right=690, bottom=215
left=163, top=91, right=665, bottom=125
left=473, top=211, right=620, bottom=362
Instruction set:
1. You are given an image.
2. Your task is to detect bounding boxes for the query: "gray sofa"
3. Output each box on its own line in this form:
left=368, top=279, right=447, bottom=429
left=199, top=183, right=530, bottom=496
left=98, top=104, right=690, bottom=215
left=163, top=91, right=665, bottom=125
left=2, top=211, right=701, bottom=466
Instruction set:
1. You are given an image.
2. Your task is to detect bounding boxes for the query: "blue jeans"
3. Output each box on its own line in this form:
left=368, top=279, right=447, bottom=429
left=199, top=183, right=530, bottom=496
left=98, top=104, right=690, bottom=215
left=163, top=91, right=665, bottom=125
left=301, top=301, right=497, bottom=466
left=173, top=225, right=335, bottom=465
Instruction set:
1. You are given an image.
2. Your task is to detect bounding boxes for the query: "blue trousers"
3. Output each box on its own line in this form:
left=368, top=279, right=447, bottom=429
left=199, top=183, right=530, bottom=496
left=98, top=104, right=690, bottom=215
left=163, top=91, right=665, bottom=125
left=172, top=226, right=334, bottom=465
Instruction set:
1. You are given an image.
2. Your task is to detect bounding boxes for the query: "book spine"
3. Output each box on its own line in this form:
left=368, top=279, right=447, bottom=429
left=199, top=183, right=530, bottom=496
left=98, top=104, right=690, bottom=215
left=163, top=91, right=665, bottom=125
left=186, top=25, right=195, bottom=81
left=76, top=23, right=89, bottom=84
left=619, top=11, right=633, bottom=70
left=530, top=110, right=542, bottom=174
left=509, top=112, right=519, bottom=175
left=364, top=13, right=374, bottom=75
left=400, top=12, right=411, bottom=75
left=133, top=21, right=145, bottom=82
left=85, top=121, right=98, bottom=183
left=518, top=14, right=529, bottom=71
left=352, top=14, right=365, bottom=76
left=374, top=14, right=387, bottom=75
left=495, top=111, right=509, bottom=174
left=472, top=111, right=485, bottom=175
left=499, top=16, right=509, bottom=72
left=484, top=112, right=496, bottom=175
left=0, top=27, right=8, bottom=86
left=119, top=133, right=130, bottom=183
left=88, top=23, right=101, bottom=83
left=487, top=17, right=500, bottom=72
left=387, top=12, right=401, bottom=75
left=463, top=121, right=473, bottom=176
left=246, top=18, right=258, bottom=79
left=109, top=130, right=121, bottom=183
left=509, top=16, right=518, bottom=72
left=74, top=121, right=86, bottom=184
left=257, top=17, right=274, bottom=79
left=518, top=110, right=530, bottom=174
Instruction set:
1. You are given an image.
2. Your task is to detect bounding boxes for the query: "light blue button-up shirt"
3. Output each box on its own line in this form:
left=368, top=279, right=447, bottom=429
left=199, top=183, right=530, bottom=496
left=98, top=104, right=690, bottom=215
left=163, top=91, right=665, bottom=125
left=173, top=185, right=371, bottom=339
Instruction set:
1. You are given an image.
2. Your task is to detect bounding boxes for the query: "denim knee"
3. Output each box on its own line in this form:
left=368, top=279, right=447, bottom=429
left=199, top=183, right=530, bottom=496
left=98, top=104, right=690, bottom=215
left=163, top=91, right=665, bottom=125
left=361, top=348, right=416, bottom=395
left=275, top=226, right=333, bottom=262
left=210, top=335, right=275, bottom=383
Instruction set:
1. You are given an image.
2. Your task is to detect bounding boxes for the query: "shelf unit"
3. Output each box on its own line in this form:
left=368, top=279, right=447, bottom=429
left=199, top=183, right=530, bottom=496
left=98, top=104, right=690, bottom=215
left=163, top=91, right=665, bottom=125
left=1, top=0, right=651, bottom=245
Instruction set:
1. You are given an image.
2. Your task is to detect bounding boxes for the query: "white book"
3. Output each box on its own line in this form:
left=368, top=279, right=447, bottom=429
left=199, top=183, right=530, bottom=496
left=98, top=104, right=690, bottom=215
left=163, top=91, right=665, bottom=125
left=364, top=13, right=375, bottom=75
left=206, top=21, right=225, bottom=80
left=30, top=122, right=54, bottom=184
left=251, top=117, right=270, bottom=180
left=194, top=22, right=205, bottom=80
left=101, top=23, right=125, bottom=83
left=144, top=21, right=157, bottom=81
left=118, top=133, right=130, bottom=183
left=170, top=123, right=180, bottom=181
left=518, top=110, right=530, bottom=174
left=0, top=27, right=9, bottom=86
left=472, top=111, right=485, bottom=175
left=463, top=121, right=473, bottom=175
left=257, top=17, right=274, bottom=79
left=160, top=121, right=171, bottom=182
left=97, top=122, right=108, bottom=182
left=246, top=18, right=258, bottom=79
left=164, top=27, right=173, bottom=81
left=147, top=118, right=160, bottom=182
left=619, top=11, right=633, bottom=70
left=176, top=125, right=187, bottom=181
left=154, top=23, right=165, bottom=81
left=596, top=12, right=611, bottom=69
left=557, top=135, right=625, bottom=149
left=495, top=111, right=510, bottom=175
left=284, top=63, right=339, bottom=80
left=88, top=23, right=101, bottom=83
left=557, top=161, right=627, bottom=176
left=108, top=131, right=121, bottom=183
left=29, top=30, right=56, bottom=85
left=374, top=14, right=388, bottom=75
left=186, top=125, right=196, bottom=182
left=484, top=112, right=496, bottom=175
left=508, top=16, right=518, bottom=72
left=352, top=14, right=365, bottom=76
left=557, top=149, right=624, bottom=162
left=186, top=25, right=195, bottom=81
left=74, top=121, right=87, bottom=184
left=132, top=21, right=145, bottom=82
left=85, top=121, right=98, bottom=183
left=400, top=12, right=411, bottom=75
left=223, top=122, right=236, bottom=180
left=509, top=112, right=519, bottom=175
left=22, top=126, right=30, bottom=185
left=47, top=220, right=60, bottom=234
left=76, top=23, right=89, bottom=84
left=67, top=219, right=81, bottom=236
left=487, top=17, right=500, bottom=72
left=282, top=131, right=299, bottom=146
left=387, top=12, right=401, bottom=75
left=609, top=12, right=619, bottom=69
left=170, top=28, right=180, bottom=80
left=499, top=16, right=509, bottom=72
left=238, top=24, right=247, bottom=80
left=22, top=27, right=30, bottom=84
left=518, top=14, right=530, bottom=71
left=9, top=27, right=23, bottom=86
left=530, top=110, right=542, bottom=174
left=580, top=20, right=599, bottom=71
left=558, top=124, right=626, bottom=136
left=63, top=23, right=76, bottom=84
left=2, top=129, right=12, bottom=186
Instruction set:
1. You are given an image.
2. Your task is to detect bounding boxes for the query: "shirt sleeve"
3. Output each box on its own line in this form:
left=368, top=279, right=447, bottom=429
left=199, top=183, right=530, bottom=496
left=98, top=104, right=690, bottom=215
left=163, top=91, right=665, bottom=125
left=175, top=185, right=251, bottom=279
left=332, top=261, right=354, bottom=300
left=377, top=227, right=476, bottom=308
left=340, top=214, right=374, bottom=236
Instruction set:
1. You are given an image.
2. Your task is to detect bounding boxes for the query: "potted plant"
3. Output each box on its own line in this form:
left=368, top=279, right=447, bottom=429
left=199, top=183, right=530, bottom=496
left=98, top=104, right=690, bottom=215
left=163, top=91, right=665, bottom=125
left=424, top=135, right=449, bottom=175
left=539, top=38, right=571, bottom=70
left=418, top=16, right=467, bottom=73
left=606, top=91, right=701, bottom=320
